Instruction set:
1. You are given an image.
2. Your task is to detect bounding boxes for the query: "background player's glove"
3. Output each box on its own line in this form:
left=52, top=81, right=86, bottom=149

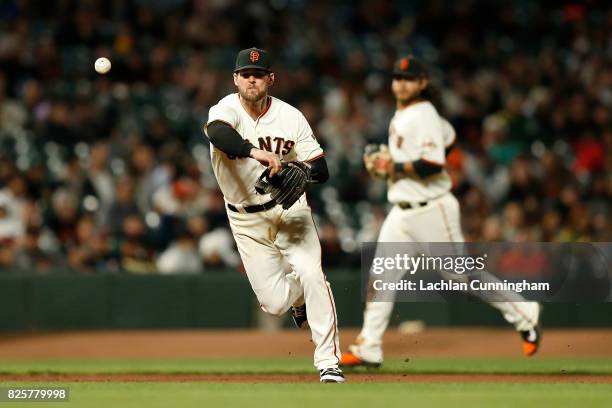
left=363, top=144, right=392, bottom=179
left=255, top=161, right=312, bottom=209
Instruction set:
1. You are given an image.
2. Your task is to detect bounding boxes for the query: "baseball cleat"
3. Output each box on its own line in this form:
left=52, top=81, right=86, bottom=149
left=291, top=303, right=309, bottom=329
left=339, top=351, right=382, bottom=368
left=319, top=367, right=345, bottom=383
left=520, top=326, right=541, bottom=356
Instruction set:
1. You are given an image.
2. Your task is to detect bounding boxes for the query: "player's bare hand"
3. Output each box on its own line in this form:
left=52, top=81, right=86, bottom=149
left=250, top=148, right=282, bottom=176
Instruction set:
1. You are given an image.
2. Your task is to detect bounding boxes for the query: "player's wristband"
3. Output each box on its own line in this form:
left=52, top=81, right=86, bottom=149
left=394, top=162, right=405, bottom=175
left=413, top=159, right=444, bottom=177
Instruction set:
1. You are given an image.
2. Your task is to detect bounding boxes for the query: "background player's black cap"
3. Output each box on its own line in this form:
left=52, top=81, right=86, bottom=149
left=234, top=47, right=272, bottom=73
left=393, top=55, right=427, bottom=78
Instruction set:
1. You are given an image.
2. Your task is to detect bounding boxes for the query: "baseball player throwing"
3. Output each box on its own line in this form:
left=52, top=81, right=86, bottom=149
left=340, top=55, right=542, bottom=368
left=204, top=47, right=344, bottom=383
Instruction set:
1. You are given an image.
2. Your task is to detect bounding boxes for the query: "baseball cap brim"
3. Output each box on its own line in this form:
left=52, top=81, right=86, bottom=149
left=392, top=71, right=420, bottom=78
left=234, top=65, right=273, bottom=73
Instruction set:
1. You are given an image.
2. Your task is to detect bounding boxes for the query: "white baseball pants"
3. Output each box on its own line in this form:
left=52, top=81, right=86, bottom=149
left=357, top=192, right=540, bottom=363
left=227, top=199, right=341, bottom=370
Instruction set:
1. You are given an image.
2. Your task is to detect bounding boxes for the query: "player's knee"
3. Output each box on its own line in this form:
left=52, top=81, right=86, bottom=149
left=293, top=265, right=322, bottom=284
left=259, top=299, right=288, bottom=316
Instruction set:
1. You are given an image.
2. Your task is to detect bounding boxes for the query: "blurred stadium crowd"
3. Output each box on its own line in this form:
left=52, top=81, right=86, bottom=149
left=0, top=0, right=609, bottom=273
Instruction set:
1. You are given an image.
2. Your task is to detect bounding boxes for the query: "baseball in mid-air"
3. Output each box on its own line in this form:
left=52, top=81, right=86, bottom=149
left=94, top=57, right=111, bottom=74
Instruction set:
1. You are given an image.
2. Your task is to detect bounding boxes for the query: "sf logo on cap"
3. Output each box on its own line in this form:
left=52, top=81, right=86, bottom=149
left=400, top=58, right=410, bottom=70
left=250, top=51, right=260, bottom=62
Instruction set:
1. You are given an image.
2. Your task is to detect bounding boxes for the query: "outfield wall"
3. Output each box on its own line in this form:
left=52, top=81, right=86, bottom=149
left=1, top=272, right=612, bottom=331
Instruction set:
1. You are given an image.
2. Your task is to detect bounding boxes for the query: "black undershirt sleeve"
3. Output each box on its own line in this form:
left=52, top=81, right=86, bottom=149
left=412, top=159, right=444, bottom=178
left=206, top=121, right=255, bottom=158
left=306, top=156, right=329, bottom=184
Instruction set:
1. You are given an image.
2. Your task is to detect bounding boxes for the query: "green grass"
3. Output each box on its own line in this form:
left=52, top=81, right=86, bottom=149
left=1, top=357, right=612, bottom=375
left=1, top=383, right=612, bottom=408
left=2, top=358, right=612, bottom=408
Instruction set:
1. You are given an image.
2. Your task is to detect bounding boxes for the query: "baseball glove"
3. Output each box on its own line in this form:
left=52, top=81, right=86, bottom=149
left=255, top=161, right=312, bottom=209
left=363, top=144, right=392, bottom=179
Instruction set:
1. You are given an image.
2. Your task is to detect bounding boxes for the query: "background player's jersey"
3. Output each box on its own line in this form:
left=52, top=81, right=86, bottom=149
left=387, top=100, right=455, bottom=203
left=205, top=93, right=323, bottom=206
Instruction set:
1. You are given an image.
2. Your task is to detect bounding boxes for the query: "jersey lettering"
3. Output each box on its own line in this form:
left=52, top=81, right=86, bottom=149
left=258, top=137, right=272, bottom=151
left=273, top=137, right=284, bottom=154
left=258, top=136, right=294, bottom=156
left=282, top=140, right=295, bottom=155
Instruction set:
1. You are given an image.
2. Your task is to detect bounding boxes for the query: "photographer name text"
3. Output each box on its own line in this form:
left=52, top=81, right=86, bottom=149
left=372, top=279, right=550, bottom=293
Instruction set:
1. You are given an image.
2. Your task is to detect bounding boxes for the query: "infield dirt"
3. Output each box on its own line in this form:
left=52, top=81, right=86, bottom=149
left=1, top=328, right=611, bottom=359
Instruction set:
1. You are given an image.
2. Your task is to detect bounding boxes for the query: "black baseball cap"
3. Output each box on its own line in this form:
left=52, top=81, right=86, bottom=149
left=234, top=47, right=272, bottom=73
left=393, top=55, right=427, bottom=78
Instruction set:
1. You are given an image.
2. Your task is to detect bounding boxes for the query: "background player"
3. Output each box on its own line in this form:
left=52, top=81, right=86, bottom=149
left=340, top=55, right=542, bottom=368
left=204, top=47, right=344, bottom=383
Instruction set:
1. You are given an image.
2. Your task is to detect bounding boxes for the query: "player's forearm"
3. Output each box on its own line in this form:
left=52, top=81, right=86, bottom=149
left=394, top=159, right=444, bottom=179
left=307, top=156, right=329, bottom=184
left=206, top=121, right=255, bottom=158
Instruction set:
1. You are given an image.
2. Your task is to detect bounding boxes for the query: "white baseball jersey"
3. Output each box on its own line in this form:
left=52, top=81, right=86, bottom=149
left=387, top=101, right=455, bottom=203
left=205, top=93, right=323, bottom=206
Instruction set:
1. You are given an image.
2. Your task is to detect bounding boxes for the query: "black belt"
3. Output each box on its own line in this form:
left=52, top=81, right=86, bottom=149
left=398, top=201, right=429, bottom=210
left=227, top=199, right=278, bottom=213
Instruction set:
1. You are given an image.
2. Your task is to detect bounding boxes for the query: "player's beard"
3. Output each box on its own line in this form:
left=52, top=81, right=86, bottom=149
left=239, top=86, right=267, bottom=103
